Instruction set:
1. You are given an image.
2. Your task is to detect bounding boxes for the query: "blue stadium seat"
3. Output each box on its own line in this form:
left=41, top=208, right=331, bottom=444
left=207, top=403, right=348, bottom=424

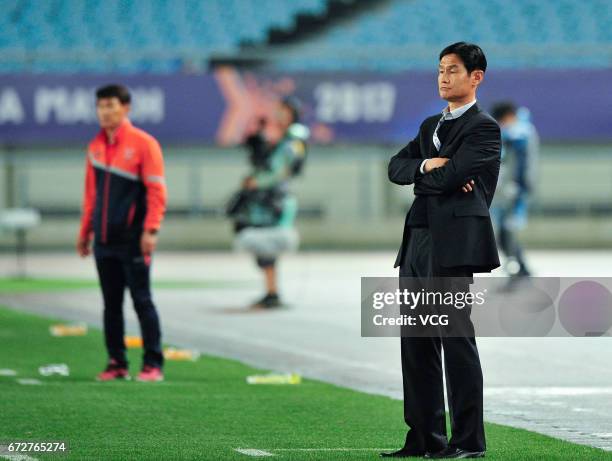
left=272, top=0, right=612, bottom=71
left=0, top=0, right=326, bottom=73
left=0, top=0, right=609, bottom=73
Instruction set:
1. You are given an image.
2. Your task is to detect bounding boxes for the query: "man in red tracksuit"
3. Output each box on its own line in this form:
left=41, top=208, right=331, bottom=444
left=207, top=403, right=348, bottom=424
left=77, top=84, right=167, bottom=382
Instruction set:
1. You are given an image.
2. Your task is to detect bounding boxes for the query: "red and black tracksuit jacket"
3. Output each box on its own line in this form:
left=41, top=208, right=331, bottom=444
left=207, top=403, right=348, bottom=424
left=79, top=119, right=167, bottom=247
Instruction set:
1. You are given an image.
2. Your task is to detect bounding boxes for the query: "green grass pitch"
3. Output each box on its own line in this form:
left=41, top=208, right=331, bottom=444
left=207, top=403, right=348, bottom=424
left=0, top=305, right=611, bottom=460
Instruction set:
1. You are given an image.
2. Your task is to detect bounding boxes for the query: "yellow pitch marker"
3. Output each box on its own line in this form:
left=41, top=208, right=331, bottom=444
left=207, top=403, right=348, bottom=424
left=124, top=336, right=143, bottom=348
left=163, top=348, right=200, bottom=361
left=246, top=373, right=302, bottom=385
left=49, top=323, right=88, bottom=337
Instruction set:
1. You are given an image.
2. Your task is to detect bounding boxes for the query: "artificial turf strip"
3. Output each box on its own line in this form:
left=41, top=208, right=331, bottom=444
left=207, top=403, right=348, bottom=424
left=0, top=306, right=610, bottom=461
left=0, top=277, right=255, bottom=293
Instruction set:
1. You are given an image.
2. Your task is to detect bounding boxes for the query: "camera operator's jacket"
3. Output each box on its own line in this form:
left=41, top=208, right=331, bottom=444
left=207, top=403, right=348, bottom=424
left=253, top=123, right=308, bottom=190
left=246, top=123, right=309, bottom=227
left=78, top=119, right=167, bottom=246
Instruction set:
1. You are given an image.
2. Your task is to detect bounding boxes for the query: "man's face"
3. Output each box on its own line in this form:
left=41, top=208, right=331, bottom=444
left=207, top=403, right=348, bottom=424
left=498, top=113, right=517, bottom=129
left=96, top=97, right=129, bottom=130
left=438, top=53, right=483, bottom=102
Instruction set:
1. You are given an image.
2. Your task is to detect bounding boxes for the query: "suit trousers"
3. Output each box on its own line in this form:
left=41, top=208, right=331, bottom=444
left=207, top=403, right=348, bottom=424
left=398, top=227, right=485, bottom=453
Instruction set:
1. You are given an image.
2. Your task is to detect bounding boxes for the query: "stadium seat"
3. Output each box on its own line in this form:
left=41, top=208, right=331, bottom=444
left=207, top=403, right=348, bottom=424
left=0, top=0, right=610, bottom=73
left=0, top=0, right=326, bottom=73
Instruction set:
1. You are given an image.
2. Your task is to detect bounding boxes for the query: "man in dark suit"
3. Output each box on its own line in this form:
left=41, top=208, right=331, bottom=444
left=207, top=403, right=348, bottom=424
left=382, top=43, right=501, bottom=459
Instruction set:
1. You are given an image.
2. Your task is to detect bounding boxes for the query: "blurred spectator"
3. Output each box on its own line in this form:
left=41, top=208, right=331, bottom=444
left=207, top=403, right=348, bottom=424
left=491, top=101, right=540, bottom=280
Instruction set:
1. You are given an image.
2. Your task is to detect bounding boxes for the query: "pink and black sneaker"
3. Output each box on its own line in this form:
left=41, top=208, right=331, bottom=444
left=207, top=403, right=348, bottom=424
left=96, top=359, right=130, bottom=381
left=136, top=365, right=164, bottom=382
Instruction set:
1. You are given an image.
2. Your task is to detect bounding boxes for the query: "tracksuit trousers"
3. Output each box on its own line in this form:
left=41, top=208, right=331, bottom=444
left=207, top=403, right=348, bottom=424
left=94, top=243, right=163, bottom=369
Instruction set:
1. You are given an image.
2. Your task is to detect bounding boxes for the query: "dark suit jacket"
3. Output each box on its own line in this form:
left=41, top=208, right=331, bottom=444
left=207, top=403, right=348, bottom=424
left=389, top=103, right=501, bottom=273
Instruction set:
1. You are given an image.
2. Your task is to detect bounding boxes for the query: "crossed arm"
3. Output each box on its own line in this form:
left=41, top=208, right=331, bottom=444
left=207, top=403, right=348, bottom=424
left=388, top=118, right=500, bottom=195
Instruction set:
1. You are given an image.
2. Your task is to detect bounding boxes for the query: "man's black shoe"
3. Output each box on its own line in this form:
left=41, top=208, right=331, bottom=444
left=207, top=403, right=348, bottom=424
left=251, top=293, right=281, bottom=309
left=380, top=447, right=426, bottom=458
left=425, top=447, right=485, bottom=459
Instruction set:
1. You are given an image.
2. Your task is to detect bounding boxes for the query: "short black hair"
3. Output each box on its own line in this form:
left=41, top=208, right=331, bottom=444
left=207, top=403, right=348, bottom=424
left=491, top=101, right=517, bottom=121
left=439, top=42, right=487, bottom=74
left=96, top=84, right=131, bottom=104
left=281, top=95, right=302, bottom=124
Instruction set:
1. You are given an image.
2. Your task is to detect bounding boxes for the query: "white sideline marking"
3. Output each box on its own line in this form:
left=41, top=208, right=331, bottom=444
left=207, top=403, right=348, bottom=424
left=234, top=449, right=274, bottom=457
left=235, top=448, right=394, bottom=456
left=485, top=387, right=612, bottom=396
left=16, top=379, right=42, bottom=385
left=0, top=369, right=17, bottom=376
left=0, top=447, right=38, bottom=461
left=0, top=455, right=38, bottom=461
left=272, top=448, right=392, bottom=451
left=571, top=407, right=595, bottom=413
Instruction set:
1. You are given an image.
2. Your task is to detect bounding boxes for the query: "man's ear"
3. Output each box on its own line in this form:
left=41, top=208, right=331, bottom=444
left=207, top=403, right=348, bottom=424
left=122, top=103, right=131, bottom=116
left=471, top=70, right=484, bottom=88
